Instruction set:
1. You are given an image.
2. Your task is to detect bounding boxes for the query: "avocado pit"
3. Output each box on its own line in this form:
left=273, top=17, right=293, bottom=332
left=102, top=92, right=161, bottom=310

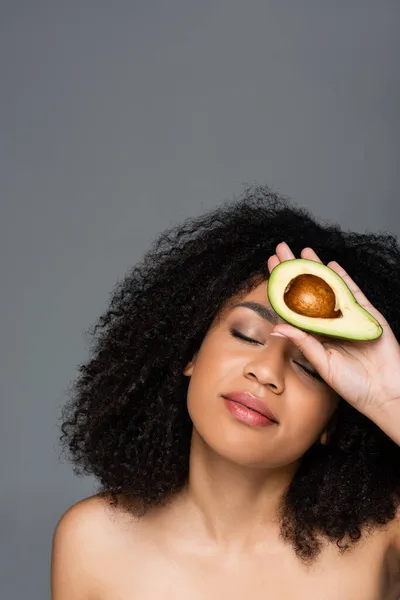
left=283, top=274, right=342, bottom=319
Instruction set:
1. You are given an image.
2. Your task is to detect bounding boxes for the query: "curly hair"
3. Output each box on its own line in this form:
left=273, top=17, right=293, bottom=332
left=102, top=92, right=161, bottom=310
left=61, top=185, right=400, bottom=564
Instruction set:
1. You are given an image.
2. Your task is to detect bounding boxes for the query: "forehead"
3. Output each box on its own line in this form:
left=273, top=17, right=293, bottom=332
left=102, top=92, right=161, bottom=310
left=228, top=278, right=275, bottom=309
left=240, top=280, right=272, bottom=304
left=218, top=279, right=286, bottom=325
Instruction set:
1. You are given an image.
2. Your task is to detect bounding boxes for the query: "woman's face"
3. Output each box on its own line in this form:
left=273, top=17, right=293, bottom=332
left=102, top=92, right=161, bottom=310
left=184, top=280, right=340, bottom=469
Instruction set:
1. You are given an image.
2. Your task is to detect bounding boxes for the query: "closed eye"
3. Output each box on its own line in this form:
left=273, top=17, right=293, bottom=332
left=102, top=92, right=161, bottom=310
left=230, top=328, right=262, bottom=345
left=294, top=361, right=324, bottom=382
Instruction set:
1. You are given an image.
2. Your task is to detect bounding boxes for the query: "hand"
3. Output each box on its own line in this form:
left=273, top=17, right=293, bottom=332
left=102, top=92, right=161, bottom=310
left=267, top=243, right=400, bottom=420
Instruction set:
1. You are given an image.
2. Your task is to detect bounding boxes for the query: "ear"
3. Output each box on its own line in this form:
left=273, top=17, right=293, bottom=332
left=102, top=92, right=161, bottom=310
left=183, top=353, right=197, bottom=376
left=319, top=430, right=329, bottom=445
left=320, top=408, right=339, bottom=445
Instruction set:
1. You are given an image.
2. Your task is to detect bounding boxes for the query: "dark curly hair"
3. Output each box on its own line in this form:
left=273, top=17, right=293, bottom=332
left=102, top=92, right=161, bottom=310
left=61, top=185, right=400, bottom=564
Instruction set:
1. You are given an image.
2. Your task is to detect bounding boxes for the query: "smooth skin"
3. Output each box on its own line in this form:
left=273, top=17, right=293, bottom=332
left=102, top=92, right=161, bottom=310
left=51, top=243, right=400, bottom=600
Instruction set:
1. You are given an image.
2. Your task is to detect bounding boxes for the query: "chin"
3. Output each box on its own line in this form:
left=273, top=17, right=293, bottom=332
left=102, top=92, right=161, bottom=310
left=191, top=423, right=297, bottom=469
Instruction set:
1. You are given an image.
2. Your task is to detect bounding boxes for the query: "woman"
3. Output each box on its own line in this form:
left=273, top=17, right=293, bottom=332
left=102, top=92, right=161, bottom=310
left=52, top=186, right=400, bottom=599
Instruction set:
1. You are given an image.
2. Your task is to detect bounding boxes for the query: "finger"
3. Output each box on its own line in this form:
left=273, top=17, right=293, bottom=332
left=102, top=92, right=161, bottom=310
left=300, top=247, right=323, bottom=264
left=272, top=324, right=330, bottom=381
left=275, top=242, right=296, bottom=262
left=267, top=254, right=280, bottom=273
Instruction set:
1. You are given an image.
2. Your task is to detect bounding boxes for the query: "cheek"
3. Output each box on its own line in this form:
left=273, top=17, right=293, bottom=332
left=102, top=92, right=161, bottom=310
left=186, top=353, right=220, bottom=411
left=185, top=345, right=230, bottom=428
left=284, top=386, right=338, bottom=441
left=188, top=336, right=240, bottom=386
left=186, top=374, right=219, bottom=444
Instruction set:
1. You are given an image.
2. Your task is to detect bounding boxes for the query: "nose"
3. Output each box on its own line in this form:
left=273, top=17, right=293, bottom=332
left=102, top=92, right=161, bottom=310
left=243, top=338, right=286, bottom=394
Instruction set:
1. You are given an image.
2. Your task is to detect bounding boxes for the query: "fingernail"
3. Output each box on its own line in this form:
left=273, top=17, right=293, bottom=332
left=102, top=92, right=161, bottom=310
left=270, top=332, right=287, bottom=338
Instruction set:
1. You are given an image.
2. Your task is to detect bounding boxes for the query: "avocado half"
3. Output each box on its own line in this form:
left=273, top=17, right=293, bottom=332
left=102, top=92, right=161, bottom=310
left=267, top=259, right=383, bottom=341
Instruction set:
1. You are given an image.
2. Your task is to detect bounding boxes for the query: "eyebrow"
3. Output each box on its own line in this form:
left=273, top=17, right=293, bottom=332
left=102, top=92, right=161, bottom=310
left=232, top=301, right=280, bottom=325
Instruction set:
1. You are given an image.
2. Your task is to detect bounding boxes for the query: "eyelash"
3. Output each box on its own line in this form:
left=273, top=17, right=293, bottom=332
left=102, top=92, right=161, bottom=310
left=230, top=328, right=261, bottom=345
left=230, top=328, right=322, bottom=381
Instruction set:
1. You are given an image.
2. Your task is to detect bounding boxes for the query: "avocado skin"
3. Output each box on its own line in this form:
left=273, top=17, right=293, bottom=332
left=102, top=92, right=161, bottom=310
left=267, top=259, right=383, bottom=341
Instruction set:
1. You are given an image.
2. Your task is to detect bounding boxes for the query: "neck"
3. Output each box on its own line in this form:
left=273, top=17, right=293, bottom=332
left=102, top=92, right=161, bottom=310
left=180, top=428, right=299, bottom=554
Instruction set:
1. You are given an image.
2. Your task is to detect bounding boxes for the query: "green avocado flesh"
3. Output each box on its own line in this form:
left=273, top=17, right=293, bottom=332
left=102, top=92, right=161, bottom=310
left=267, top=259, right=383, bottom=341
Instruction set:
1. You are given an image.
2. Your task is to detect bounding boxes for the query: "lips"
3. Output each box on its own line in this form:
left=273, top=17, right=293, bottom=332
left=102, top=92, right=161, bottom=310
left=222, top=391, right=278, bottom=423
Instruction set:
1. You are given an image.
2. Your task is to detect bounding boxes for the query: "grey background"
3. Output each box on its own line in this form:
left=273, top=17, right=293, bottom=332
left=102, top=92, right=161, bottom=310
left=1, top=1, right=399, bottom=598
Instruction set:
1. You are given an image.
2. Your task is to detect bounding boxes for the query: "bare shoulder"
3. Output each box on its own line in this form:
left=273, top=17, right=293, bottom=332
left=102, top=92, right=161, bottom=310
left=53, top=493, right=122, bottom=542
left=51, top=494, right=129, bottom=599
